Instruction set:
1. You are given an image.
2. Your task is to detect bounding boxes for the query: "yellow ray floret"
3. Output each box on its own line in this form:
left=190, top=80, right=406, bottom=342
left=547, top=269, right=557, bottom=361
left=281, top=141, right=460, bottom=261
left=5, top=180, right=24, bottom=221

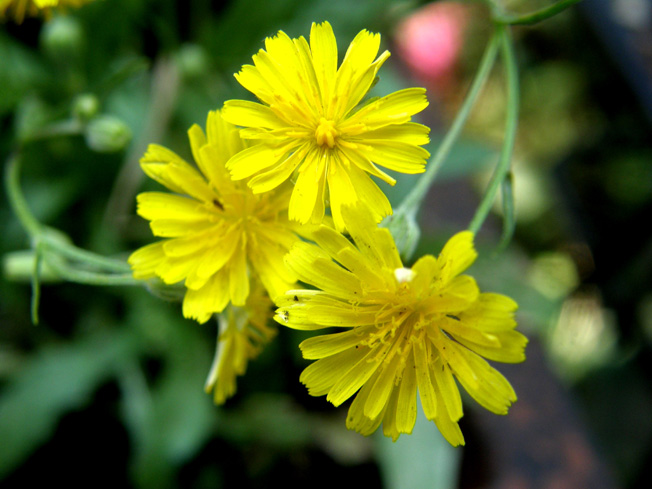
left=205, top=279, right=276, bottom=404
left=129, top=110, right=300, bottom=324
left=274, top=205, right=528, bottom=445
left=0, top=0, right=93, bottom=22
left=222, top=21, right=430, bottom=231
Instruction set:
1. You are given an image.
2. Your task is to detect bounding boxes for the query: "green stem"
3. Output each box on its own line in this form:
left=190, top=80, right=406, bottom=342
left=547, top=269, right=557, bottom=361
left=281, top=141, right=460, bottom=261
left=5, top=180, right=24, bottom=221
left=397, top=28, right=501, bottom=217
left=489, top=0, right=582, bottom=26
left=45, top=258, right=139, bottom=286
left=468, top=26, right=519, bottom=234
left=6, top=154, right=131, bottom=273
left=31, top=243, right=44, bottom=325
left=497, top=172, right=516, bottom=251
left=22, top=119, right=84, bottom=144
left=47, top=238, right=132, bottom=273
left=5, top=155, right=43, bottom=238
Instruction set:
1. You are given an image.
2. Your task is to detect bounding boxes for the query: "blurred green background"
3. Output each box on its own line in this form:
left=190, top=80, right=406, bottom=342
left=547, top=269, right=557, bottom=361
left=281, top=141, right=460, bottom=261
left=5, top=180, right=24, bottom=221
left=2, top=0, right=652, bottom=487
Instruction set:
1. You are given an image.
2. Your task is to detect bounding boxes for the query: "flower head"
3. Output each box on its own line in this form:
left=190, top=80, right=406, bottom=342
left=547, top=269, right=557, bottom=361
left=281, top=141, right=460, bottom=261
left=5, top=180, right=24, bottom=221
left=129, top=110, right=300, bottom=324
left=205, top=279, right=276, bottom=404
left=222, top=21, right=430, bottom=231
left=1, top=0, right=93, bottom=23
left=274, top=206, right=527, bottom=445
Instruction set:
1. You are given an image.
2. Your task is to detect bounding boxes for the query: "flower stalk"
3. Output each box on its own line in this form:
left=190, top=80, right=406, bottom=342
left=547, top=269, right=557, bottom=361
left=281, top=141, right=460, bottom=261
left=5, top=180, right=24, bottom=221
left=468, top=25, right=519, bottom=236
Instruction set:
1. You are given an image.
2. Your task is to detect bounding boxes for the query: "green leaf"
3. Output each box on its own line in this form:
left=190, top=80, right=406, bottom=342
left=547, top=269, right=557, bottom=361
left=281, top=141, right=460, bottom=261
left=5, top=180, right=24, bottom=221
left=0, top=32, right=46, bottom=115
left=118, top=293, right=215, bottom=489
left=374, top=403, right=462, bottom=489
left=0, top=329, right=137, bottom=479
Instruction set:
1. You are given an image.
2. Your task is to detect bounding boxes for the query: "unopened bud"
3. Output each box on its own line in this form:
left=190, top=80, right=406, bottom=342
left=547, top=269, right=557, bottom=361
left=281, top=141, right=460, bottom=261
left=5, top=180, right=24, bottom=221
left=176, top=44, right=210, bottom=79
left=84, top=115, right=132, bottom=152
left=72, top=94, right=100, bottom=122
left=3, top=250, right=62, bottom=283
left=40, top=15, right=84, bottom=62
left=382, top=210, right=421, bottom=262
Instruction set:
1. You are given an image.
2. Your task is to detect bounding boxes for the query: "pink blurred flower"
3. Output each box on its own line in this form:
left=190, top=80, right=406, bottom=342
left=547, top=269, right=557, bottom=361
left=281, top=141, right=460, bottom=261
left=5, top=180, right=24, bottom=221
left=395, top=2, right=469, bottom=91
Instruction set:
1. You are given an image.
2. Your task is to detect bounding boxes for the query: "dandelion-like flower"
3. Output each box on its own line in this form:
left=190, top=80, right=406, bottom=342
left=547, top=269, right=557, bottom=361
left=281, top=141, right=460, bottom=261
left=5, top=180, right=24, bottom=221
left=205, top=279, right=276, bottom=404
left=274, top=206, right=527, bottom=445
left=129, top=110, right=300, bottom=324
left=222, top=21, right=430, bottom=231
left=1, top=0, right=92, bottom=22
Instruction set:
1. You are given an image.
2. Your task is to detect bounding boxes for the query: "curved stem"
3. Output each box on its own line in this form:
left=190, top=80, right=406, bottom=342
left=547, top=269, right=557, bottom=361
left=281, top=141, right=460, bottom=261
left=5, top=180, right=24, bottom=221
left=47, top=238, right=132, bottom=273
left=5, top=154, right=43, bottom=238
left=22, top=119, right=84, bottom=144
left=468, top=26, right=519, bottom=234
left=6, top=154, right=132, bottom=273
left=489, top=0, right=582, bottom=26
left=397, top=28, right=501, bottom=217
left=45, top=258, right=140, bottom=286
left=497, top=172, right=516, bottom=251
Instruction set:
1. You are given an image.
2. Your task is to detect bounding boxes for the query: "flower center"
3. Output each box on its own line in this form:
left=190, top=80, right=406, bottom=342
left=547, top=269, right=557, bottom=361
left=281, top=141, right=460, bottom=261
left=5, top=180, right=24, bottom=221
left=314, top=118, right=338, bottom=148
left=394, top=267, right=415, bottom=284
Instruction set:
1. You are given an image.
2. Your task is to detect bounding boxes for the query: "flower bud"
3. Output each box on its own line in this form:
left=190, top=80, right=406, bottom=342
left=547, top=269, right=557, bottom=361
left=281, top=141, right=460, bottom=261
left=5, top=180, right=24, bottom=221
left=2, top=250, right=62, bottom=283
left=72, top=93, right=100, bottom=122
left=175, top=44, right=210, bottom=80
left=382, top=210, right=421, bottom=262
left=84, top=115, right=132, bottom=153
left=40, top=15, right=84, bottom=62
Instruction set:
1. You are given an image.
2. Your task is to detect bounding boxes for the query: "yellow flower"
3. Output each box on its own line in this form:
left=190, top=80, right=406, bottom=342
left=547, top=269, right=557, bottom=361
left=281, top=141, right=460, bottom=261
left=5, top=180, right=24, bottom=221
left=1, top=0, right=92, bottom=22
left=222, top=21, right=430, bottom=231
left=205, top=279, right=276, bottom=404
left=129, top=110, right=300, bottom=324
left=274, top=206, right=527, bottom=445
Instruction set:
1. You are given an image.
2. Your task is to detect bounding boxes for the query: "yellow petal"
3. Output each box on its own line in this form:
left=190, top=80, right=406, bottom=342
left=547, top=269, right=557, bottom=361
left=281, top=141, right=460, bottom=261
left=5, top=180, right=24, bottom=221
left=443, top=341, right=517, bottom=414
left=136, top=192, right=212, bottom=222
left=422, top=275, right=479, bottom=313
left=128, top=241, right=166, bottom=279
left=155, top=255, right=197, bottom=285
left=364, top=353, right=402, bottom=419
left=183, top=229, right=241, bottom=289
left=284, top=242, right=363, bottom=300
left=228, top=245, right=249, bottom=306
left=188, top=123, right=207, bottom=168
left=300, top=347, right=363, bottom=397
left=346, top=378, right=385, bottom=436
left=149, top=217, right=213, bottom=238
left=222, top=100, right=285, bottom=129
left=226, top=143, right=284, bottom=180
left=162, top=234, right=210, bottom=257
left=455, top=329, right=528, bottom=364
left=327, top=345, right=384, bottom=406
left=299, top=329, right=369, bottom=359
left=333, top=28, right=385, bottom=117
left=338, top=145, right=397, bottom=185
left=432, top=388, right=466, bottom=447
left=381, top=387, right=402, bottom=441
left=141, top=149, right=215, bottom=203
left=356, top=140, right=428, bottom=174
left=198, top=144, right=237, bottom=193
left=432, top=355, right=463, bottom=422
left=309, top=21, right=337, bottom=103
left=437, top=231, right=477, bottom=279
left=358, top=122, right=430, bottom=146
left=413, top=341, right=437, bottom=420
left=346, top=88, right=429, bottom=130
left=340, top=205, right=402, bottom=271
left=247, top=144, right=306, bottom=193
left=183, top=269, right=231, bottom=322
left=395, top=352, right=418, bottom=434
left=288, top=152, right=327, bottom=224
